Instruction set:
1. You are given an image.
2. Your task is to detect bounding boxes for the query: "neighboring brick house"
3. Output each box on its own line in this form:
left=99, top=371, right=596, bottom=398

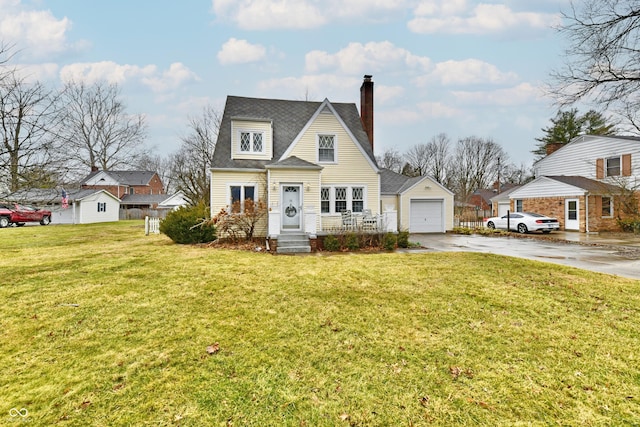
left=500, top=135, right=640, bottom=232
left=81, top=170, right=165, bottom=200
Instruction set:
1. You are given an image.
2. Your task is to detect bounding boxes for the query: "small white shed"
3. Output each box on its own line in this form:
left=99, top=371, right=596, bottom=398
left=53, top=189, right=121, bottom=224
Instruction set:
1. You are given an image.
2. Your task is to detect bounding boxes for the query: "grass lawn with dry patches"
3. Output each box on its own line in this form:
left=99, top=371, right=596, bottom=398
left=1, top=221, right=639, bottom=426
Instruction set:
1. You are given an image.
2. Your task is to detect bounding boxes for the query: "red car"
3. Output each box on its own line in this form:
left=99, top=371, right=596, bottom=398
left=0, top=203, right=52, bottom=227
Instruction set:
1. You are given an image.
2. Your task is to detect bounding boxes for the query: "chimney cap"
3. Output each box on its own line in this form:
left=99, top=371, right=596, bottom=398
left=363, top=74, right=372, bottom=81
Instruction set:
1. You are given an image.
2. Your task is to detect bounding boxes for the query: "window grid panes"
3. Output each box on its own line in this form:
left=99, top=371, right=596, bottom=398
left=335, top=187, right=347, bottom=213
left=606, top=157, right=620, bottom=177
left=240, top=132, right=263, bottom=153
left=321, top=187, right=330, bottom=213
left=352, top=187, right=364, bottom=213
left=318, top=135, right=335, bottom=162
left=240, top=132, right=251, bottom=152
left=253, top=133, right=263, bottom=152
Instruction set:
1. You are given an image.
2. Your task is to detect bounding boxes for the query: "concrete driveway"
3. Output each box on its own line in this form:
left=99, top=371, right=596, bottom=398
left=408, top=232, right=640, bottom=281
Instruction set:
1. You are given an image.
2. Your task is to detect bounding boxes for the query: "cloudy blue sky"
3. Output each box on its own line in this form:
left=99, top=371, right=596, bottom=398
left=1, top=0, right=573, bottom=167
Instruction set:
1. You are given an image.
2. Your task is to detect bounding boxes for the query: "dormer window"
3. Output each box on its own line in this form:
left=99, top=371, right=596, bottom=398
left=318, top=134, right=336, bottom=163
left=240, top=131, right=264, bottom=153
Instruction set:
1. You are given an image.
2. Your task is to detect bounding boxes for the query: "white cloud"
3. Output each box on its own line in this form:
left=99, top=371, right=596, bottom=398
left=0, top=3, right=86, bottom=59
left=59, top=61, right=156, bottom=85
left=451, top=82, right=544, bottom=106
left=212, top=0, right=326, bottom=30
left=306, top=41, right=431, bottom=74
left=408, top=2, right=561, bottom=34
left=60, top=61, right=199, bottom=93
left=12, top=62, right=59, bottom=83
left=217, top=38, right=267, bottom=65
left=258, top=74, right=360, bottom=101
left=141, top=63, right=200, bottom=92
left=422, top=59, right=518, bottom=86
left=211, top=0, right=411, bottom=29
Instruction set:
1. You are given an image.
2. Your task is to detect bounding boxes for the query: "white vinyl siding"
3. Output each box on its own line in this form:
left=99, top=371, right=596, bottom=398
left=534, top=135, right=639, bottom=181
left=510, top=177, right=586, bottom=199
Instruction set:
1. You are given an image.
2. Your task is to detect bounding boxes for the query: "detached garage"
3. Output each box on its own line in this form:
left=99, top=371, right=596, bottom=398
left=410, top=199, right=446, bottom=233
left=380, top=169, right=454, bottom=233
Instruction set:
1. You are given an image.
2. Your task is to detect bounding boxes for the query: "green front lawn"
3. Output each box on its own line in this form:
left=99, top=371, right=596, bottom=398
left=1, top=222, right=639, bottom=426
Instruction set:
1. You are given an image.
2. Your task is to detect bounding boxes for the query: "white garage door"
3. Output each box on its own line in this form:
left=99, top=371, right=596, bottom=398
left=497, top=202, right=510, bottom=217
left=410, top=200, right=444, bottom=233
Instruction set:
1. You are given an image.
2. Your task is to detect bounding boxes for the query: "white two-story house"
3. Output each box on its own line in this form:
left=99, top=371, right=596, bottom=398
left=503, top=135, right=640, bottom=232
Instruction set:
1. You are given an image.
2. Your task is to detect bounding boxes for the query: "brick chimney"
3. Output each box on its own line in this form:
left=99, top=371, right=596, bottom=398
left=546, top=142, right=564, bottom=156
left=360, top=75, right=374, bottom=149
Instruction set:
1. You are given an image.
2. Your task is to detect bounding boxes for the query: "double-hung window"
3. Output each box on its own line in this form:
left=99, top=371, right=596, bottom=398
left=606, top=157, right=620, bottom=177
left=601, top=196, right=613, bottom=217
left=320, top=185, right=365, bottom=214
left=97, top=202, right=106, bottom=212
left=515, top=199, right=523, bottom=212
left=240, top=131, right=264, bottom=153
left=318, top=134, right=335, bottom=162
left=230, top=185, right=256, bottom=213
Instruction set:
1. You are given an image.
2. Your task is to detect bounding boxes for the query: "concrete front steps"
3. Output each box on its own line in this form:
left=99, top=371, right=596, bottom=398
left=276, top=233, right=311, bottom=254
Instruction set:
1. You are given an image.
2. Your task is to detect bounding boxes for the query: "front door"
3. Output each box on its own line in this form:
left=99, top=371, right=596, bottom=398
left=281, top=185, right=302, bottom=230
left=565, top=199, right=579, bottom=230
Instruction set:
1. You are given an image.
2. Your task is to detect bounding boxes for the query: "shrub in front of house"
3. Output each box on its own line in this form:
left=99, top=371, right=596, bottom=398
left=383, top=233, right=397, bottom=251
left=397, top=230, right=410, bottom=248
left=323, top=234, right=341, bottom=251
left=618, top=218, right=640, bottom=233
left=345, top=233, right=360, bottom=251
left=160, top=203, right=216, bottom=244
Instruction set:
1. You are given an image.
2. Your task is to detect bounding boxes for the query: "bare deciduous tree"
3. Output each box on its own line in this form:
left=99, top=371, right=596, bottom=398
left=375, top=147, right=403, bottom=173
left=404, top=143, right=430, bottom=176
left=0, top=70, right=61, bottom=192
left=449, top=136, right=506, bottom=203
left=549, top=0, right=640, bottom=132
left=58, top=80, right=147, bottom=175
left=171, top=105, right=220, bottom=205
left=424, top=133, right=451, bottom=186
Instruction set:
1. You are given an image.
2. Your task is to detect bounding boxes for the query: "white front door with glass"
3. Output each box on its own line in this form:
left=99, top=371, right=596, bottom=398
left=282, top=185, right=302, bottom=230
left=565, top=199, right=579, bottom=230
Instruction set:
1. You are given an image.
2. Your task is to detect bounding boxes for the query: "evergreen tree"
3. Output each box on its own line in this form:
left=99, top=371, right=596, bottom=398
left=533, top=109, right=616, bottom=159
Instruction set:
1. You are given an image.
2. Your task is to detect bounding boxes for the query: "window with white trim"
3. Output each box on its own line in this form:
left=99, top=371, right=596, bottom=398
left=239, top=131, right=264, bottom=153
left=230, top=185, right=256, bottom=213
left=318, top=134, right=335, bottom=162
left=97, top=202, right=106, bottom=212
left=606, top=156, right=620, bottom=177
left=602, top=196, right=613, bottom=217
left=320, top=185, right=365, bottom=214
left=320, top=187, right=331, bottom=214
left=515, top=199, right=523, bottom=212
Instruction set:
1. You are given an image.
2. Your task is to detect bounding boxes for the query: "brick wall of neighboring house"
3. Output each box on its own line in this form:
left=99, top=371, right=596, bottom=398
left=513, top=195, right=629, bottom=232
left=81, top=184, right=127, bottom=199
left=517, top=196, right=574, bottom=229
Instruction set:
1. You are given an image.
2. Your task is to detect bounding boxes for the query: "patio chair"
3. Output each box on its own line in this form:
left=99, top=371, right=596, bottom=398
left=362, top=209, right=378, bottom=230
left=341, top=210, right=355, bottom=230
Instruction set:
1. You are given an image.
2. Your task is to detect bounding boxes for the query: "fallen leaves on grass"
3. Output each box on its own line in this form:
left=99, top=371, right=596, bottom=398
left=206, top=342, right=220, bottom=355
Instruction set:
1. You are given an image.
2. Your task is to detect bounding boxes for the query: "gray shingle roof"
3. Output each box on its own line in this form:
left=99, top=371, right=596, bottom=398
left=380, top=169, right=427, bottom=194
left=81, top=170, right=157, bottom=185
left=212, top=96, right=376, bottom=170
left=547, top=175, right=620, bottom=193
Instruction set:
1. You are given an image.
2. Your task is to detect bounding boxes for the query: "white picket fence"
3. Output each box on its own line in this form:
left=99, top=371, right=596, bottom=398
left=145, top=216, right=161, bottom=235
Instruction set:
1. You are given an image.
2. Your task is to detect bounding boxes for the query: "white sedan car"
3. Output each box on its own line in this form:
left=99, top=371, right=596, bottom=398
left=485, top=212, right=560, bottom=234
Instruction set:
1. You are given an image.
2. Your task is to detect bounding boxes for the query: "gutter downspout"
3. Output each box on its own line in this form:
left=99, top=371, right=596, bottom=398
left=585, top=192, right=589, bottom=233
